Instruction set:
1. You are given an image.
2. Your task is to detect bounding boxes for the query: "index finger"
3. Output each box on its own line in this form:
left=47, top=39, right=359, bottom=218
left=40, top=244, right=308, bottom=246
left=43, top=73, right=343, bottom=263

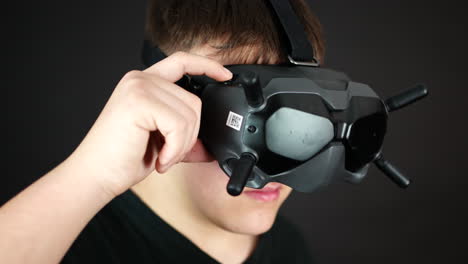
left=144, top=51, right=233, bottom=83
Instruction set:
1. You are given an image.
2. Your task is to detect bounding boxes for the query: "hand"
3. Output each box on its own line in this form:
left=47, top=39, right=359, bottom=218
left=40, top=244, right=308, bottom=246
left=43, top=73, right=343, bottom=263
left=68, top=51, right=232, bottom=197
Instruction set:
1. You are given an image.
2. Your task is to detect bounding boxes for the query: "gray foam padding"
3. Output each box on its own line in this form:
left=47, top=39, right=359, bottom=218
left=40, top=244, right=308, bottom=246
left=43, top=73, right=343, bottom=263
left=265, top=107, right=334, bottom=161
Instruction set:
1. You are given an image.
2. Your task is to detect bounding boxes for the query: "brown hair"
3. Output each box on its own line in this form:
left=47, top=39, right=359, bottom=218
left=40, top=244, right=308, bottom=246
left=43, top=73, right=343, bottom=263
left=145, top=0, right=325, bottom=64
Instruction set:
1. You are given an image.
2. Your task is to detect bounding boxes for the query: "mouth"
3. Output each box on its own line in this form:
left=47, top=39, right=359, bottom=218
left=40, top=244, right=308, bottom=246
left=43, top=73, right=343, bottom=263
left=243, top=182, right=282, bottom=202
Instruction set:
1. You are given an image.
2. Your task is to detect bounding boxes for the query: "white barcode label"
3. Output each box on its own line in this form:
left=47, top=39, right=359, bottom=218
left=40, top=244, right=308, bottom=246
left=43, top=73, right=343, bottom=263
left=226, top=111, right=243, bottom=131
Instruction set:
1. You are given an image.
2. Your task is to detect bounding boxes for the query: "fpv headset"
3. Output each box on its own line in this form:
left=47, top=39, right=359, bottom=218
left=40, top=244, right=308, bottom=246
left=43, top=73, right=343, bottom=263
left=142, top=0, right=428, bottom=196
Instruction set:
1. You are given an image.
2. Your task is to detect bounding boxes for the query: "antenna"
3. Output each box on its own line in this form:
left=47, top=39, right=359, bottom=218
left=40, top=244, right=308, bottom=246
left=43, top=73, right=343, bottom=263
left=374, top=153, right=411, bottom=188
left=227, top=153, right=257, bottom=196
left=385, top=84, right=428, bottom=112
left=234, top=72, right=264, bottom=108
left=375, top=84, right=429, bottom=188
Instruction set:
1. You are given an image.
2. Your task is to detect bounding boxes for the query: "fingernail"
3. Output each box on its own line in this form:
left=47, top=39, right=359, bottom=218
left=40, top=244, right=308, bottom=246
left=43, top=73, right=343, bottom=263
left=159, top=163, right=169, bottom=173
left=223, top=68, right=233, bottom=78
left=159, top=155, right=169, bottom=166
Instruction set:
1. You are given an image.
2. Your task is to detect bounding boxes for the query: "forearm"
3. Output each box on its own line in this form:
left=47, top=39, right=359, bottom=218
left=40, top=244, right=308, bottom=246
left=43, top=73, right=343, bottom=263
left=0, top=53, right=231, bottom=264
left=0, top=156, right=115, bottom=264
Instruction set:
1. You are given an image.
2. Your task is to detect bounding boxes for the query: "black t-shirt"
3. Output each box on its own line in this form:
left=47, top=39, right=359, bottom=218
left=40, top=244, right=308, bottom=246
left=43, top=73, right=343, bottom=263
left=62, top=190, right=314, bottom=263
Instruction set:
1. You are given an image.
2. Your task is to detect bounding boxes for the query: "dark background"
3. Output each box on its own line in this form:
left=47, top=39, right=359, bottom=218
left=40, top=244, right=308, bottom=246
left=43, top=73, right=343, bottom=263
left=5, top=0, right=467, bottom=263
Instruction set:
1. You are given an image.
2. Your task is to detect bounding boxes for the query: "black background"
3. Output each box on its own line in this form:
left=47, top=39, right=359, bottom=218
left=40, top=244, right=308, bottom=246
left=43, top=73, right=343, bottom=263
left=4, top=0, right=468, bottom=263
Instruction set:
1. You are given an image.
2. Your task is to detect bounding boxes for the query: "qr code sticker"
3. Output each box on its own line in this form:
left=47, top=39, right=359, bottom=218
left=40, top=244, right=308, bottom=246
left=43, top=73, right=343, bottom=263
left=226, top=111, right=243, bottom=131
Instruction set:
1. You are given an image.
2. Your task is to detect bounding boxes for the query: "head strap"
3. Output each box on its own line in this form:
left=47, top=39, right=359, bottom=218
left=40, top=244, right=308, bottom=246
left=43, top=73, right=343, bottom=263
left=267, top=0, right=319, bottom=66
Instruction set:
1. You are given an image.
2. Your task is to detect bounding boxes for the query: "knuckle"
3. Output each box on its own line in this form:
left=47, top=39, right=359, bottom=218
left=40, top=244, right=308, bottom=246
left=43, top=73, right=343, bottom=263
left=190, top=95, right=202, bottom=111
left=121, top=70, right=142, bottom=83
left=188, top=108, right=198, bottom=124
left=184, top=94, right=202, bottom=119
left=120, top=72, right=149, bottom=94
left=124, top=81, right=151, bottom=106
left=125, top=78, right=149, bottom=95
left=181, top=102, right=199, bottom=126
left=188, top=133, right=198, bottom=147
left=176, top=117, right=189, bottom=131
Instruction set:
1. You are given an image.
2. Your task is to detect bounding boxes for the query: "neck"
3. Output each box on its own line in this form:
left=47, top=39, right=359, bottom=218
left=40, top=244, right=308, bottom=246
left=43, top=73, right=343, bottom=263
left=131, top=165, right=257, bottom=264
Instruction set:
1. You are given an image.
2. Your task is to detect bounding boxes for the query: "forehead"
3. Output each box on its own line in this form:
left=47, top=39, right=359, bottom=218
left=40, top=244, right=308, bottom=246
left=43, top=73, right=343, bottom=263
left=188, top=43, right=283, bottom=66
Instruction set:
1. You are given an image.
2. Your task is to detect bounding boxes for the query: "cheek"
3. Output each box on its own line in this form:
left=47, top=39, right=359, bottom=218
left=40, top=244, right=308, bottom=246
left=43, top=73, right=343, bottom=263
left=178, top=161, right=293, bottom=234
left=183, top=161, right=231, bottom=209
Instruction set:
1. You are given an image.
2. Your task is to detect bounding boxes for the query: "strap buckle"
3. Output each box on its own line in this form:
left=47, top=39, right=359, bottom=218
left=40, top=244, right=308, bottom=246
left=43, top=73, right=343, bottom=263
left=288, top=55, right=320, bottom=67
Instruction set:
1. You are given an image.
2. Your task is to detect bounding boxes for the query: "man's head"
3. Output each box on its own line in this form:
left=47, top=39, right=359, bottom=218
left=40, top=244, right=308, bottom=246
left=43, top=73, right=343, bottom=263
left=145, top=0, right=324, bottom=64
left=143, top=0, right=325, bottom=235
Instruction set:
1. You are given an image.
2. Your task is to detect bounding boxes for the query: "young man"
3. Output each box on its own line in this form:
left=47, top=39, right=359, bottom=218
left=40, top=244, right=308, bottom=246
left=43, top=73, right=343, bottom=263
left=0, top=0, right=324, bottom=263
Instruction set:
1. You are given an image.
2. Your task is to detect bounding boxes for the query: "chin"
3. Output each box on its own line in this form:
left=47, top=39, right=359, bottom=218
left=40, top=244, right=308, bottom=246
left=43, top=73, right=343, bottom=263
left=215, top=183, right=292, bottom=236
left=217, top=207, right=279, bottom=235
left=180, top=162, right=292, bottom=236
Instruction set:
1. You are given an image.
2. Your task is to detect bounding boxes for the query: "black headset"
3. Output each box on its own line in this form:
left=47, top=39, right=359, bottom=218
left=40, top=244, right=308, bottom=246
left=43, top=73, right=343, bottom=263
left=142, top=0, right=428, bottom=196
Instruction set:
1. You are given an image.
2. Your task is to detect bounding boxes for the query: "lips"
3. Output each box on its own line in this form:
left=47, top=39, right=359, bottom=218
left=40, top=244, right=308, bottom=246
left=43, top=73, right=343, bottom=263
left=243, top=183, right=282, bottom=202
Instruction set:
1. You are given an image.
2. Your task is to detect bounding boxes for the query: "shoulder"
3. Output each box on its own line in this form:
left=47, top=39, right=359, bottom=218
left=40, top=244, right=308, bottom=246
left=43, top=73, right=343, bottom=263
left=269, top=214, right=305, bottom=245
left=61, top=191, right=156, bottom=263
left=271, top=214, right=303, bottom=237
left=268, top=214, right=315, bottom=263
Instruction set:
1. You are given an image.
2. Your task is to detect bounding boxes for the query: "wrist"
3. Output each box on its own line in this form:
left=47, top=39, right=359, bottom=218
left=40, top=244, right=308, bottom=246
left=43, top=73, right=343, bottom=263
left=59, top=153, right=122, bottom=202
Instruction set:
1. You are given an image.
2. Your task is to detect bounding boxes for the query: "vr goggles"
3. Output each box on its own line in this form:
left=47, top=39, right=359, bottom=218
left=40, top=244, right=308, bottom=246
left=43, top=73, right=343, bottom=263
left=142, top=0, right=428, bottom=196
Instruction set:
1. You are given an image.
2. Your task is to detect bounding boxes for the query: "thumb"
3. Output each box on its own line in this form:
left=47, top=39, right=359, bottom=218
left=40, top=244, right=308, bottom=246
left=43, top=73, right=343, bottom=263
left=182, top=139, right=215, bottom=163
